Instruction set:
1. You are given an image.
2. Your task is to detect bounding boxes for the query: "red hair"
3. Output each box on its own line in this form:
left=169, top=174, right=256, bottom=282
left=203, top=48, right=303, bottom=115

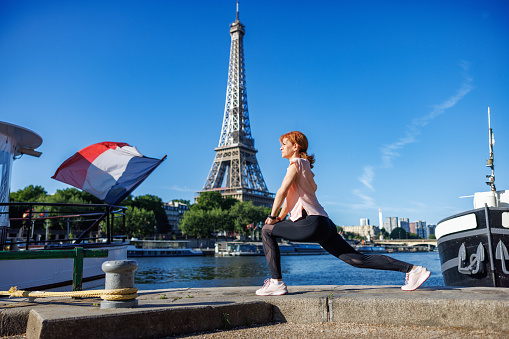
left=279, top=131, right=315, bottom=168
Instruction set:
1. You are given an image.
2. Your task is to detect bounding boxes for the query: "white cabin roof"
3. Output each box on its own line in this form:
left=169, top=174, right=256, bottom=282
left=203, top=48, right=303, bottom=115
left=0, top=121, right=42, bottom=152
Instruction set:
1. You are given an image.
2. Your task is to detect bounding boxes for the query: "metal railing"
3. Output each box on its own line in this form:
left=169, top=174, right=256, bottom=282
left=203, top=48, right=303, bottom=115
left=0, top=202, right=127, bottom=251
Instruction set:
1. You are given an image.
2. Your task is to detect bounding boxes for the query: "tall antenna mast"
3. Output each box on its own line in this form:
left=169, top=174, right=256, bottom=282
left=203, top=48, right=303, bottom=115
left=486, top=107, right=496, bottom=191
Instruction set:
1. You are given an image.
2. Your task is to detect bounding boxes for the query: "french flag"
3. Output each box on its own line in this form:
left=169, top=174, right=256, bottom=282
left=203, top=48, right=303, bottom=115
left=52, top=142, right=166, bottom=205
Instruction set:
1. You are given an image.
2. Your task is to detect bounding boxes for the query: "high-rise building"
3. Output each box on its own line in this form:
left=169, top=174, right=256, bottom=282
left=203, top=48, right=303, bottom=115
left=416, top=220, right=427, bottom=238
left=360, top=218, right=370, bottom=226
left=427, top=224, right=436, bottom=238
left=409, top=222, right=416, bottom=234
left=399, top=217, right=410, bottom=233
left=384, top=217, right=398, bottom=234
left=198, top=5, right=274, bottom=207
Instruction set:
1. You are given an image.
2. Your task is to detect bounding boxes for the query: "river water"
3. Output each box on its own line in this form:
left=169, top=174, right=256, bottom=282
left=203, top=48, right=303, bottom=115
left=134, top=251, right=443, bottom=290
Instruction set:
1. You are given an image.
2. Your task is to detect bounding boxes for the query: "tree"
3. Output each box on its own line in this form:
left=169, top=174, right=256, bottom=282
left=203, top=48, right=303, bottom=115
left=121, top=194, right=169, bottom=234
left=40, top=188, right=104, bottom=233
left=208, top=207, right=229, bottom=236
left=9, top=185, right=48, bottom=228
left=194, top=191, right=237, bottom=211
left=9, top=185, right=47, bottom=202
left=229, top=201, right=269, bottom=237
left=390, top=227, right=408, bottom=239
left=179, top=208, right=210, bottom=238
left=428, top=234, right=436, bottom=240
left=114, top=206, right=156, bottom=238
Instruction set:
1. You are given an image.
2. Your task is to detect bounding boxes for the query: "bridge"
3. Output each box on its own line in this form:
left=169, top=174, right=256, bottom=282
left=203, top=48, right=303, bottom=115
left=373, top=239, right=438, bottom=251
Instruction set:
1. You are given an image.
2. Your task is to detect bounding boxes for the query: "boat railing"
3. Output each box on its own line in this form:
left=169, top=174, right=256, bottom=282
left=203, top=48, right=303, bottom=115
left=0, top=202, right=127, bottom=251
left=0, top=247, right=108, bottom=291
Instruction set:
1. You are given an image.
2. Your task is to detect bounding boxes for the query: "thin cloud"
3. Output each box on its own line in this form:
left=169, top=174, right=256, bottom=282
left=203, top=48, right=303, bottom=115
left=381, top=63, right=473, bottom=169
left=352, top=62, right=473, bottom=210
left=351, top=189, right=377, bottom=210
left=164, top=185, right=195, bottom=192
left=358, top=166, right=375, bottom=191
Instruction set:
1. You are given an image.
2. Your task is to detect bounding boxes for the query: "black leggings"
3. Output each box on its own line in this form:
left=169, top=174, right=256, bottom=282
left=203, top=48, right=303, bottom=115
left=261, top=214, right=414, bottom=279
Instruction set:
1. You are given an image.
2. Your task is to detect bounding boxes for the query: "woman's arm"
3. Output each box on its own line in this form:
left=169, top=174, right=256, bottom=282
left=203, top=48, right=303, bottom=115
left=278, top=200, right=288, bottom=221
left=265, top=164, right=298, bottom=225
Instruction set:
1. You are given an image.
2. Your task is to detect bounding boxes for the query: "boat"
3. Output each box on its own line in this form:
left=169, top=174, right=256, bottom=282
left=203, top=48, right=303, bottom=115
left=214, top=241, right=327, bottom=256
left=0, top=122, right=128, bottom=291
left=436, top=108, right=509, bottom=287
left=215, top=241, right=262, bottom=256
left=127, top=239, right=203, bottom=257
left=356, top=245, right=388, bottom=254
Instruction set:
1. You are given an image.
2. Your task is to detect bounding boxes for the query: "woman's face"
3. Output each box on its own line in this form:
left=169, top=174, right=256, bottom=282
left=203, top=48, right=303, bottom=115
left=280, top=138, right=298, bottom=159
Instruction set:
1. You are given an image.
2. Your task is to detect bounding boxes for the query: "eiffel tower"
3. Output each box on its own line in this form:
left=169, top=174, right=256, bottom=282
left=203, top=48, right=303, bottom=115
left=199, top=4, right=274, bottom=207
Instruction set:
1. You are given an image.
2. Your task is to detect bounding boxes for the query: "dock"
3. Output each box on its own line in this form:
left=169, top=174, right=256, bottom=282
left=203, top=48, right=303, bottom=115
left=1, top=285, right=508, bottom=338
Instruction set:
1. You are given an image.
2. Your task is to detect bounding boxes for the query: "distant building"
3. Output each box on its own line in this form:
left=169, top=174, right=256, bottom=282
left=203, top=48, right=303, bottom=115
left=384, top=217, right=398, bottom=234
left=164, top=201, right=190, bottom=234
left=409, top=222, right=416, bottom=234
left=415, top=220, right=427, bottom=238
left=360, top=218, right=370, bottom=226
left=399, top=217, right=410, bottom=233
left=427, top=224, right=436, bottom=238
left=342, top=225, right=379, bottom=239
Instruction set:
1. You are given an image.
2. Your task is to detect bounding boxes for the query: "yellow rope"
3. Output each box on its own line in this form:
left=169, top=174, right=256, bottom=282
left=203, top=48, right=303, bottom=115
left=0, top=286, right=138, bottom=301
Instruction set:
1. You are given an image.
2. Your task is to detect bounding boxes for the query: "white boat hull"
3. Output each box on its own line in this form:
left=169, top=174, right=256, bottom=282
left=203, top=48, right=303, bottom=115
left=0, top=244, right=127, bottom=291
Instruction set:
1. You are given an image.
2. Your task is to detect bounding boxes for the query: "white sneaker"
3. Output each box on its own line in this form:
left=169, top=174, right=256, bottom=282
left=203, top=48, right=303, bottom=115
left=401, top=266, right=431, bottom=291
left=255, top=278, right=288, bottom=296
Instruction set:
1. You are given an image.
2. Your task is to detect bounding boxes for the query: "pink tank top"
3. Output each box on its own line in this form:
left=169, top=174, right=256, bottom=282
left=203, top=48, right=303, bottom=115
left=286, top=158, right=328, bottom=221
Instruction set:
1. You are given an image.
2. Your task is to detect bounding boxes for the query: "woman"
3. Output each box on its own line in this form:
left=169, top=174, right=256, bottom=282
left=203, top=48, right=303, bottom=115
left=256, top=131, right=430, bottom=296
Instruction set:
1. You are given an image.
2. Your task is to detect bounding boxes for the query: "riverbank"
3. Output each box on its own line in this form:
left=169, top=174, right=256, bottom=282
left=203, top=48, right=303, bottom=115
left=1, top=285, right=508, bottom=338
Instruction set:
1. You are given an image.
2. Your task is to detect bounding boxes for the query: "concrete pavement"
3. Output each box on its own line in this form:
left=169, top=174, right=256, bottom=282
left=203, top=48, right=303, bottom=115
left=1, top=285, right=509, bottom=338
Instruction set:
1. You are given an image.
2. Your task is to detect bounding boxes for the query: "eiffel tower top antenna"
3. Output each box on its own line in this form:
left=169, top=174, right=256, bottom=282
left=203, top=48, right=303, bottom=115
left=198, top=2, right=274, bottom=207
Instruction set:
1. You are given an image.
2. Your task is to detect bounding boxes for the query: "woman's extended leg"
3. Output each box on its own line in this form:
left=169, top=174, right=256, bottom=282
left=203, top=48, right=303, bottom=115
left=319, top=228, right=414, bottom=273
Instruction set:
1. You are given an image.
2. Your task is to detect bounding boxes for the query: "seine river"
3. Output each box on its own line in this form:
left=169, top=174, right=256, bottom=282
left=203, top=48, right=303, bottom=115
left=134, top=251, right=443, bottom=290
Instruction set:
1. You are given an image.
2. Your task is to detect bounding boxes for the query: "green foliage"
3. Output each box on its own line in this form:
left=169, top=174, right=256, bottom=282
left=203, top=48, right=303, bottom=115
left=379, top=228, right=390, bottom=238
left=229, top=201, right=267, bottom=236
left=9, top=185, right=47, bottom=202
left=390, top=227, right=411, bottom=239
left=428, top=234, right=436, bottom=239
left=194, top=191, right=236, bottom=211
left=121, top=194, right=169, bottom=234
left=9, top=185, right=164, bottom=238
left=179, top=192, right=269, bottom=238
left=179, top=208, right=208, bottom=238
left=179, top=192, right=233, bottom=238
left=9, top=185, right=49, bottom=228
left=122, top=206, right=156, bottom=238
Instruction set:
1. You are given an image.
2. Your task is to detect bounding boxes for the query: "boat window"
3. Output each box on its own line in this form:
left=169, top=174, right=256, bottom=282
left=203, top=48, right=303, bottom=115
left=502, top=212, right=509, bottom=228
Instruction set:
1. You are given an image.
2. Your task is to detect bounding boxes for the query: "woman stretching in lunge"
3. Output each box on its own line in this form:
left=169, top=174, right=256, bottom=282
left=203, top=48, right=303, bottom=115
left=256, top=131, right=430, bottom=296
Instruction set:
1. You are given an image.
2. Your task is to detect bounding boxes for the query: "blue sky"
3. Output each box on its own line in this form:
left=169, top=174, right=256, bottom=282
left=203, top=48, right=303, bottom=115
left=2, top=0, right=508, bottom=227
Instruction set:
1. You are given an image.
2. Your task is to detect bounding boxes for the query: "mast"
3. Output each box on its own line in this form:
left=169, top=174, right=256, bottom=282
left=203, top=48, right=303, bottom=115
left=486, top=107, right=496, bottom=192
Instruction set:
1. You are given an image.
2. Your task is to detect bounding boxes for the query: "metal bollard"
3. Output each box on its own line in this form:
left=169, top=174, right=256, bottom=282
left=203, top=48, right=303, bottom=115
left=100, top=260, right=138, bottom=309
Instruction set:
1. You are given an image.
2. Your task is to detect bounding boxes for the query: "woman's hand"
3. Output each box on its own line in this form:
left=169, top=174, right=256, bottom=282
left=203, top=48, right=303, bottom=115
left=265, top=217, right=277, bottom=225
left=265, top=216, right=283, bottom=225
